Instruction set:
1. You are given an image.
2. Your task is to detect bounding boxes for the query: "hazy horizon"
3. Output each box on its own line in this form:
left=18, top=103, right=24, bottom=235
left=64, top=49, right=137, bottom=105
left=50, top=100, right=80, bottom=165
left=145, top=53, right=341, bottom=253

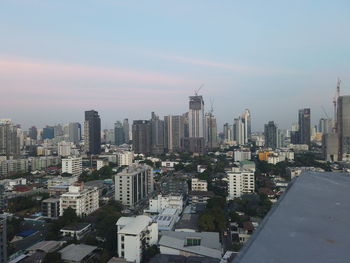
left=1, top=0, right=350, bottom=131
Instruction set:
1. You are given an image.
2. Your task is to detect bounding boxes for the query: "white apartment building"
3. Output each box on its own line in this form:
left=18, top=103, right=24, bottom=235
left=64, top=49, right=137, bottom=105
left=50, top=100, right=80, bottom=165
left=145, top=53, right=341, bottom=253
left=191, top=178, right=208, bottom=191
left=0, top=159, right=29, bottom=177
left=60, top=184, right=99, bottom=216
left=116, top=215, right=158, bottom=263
left=114, top=164, right=153, bottom=207
left=96, top=159, right=108, bottom=170
left=117, top=151, right=134, bottom=166
left=227, top=167, right=255, bottom=200
left=145, top=194, right=184, bottom=213
left=62, top=157, right=82, bottom=176
left=58, top=141, right=72, bottom=157
left=234, top=150, right=252, bottom=162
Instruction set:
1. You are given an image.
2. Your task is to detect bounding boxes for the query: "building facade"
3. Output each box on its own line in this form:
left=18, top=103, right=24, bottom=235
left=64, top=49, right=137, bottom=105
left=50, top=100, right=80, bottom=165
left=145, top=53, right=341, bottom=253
left=84, top=110, right=101, bottom=155
left=62, top=157, right=82, bottom=177
left=298, top=108, right=311, bottom=146
left=264, top=121, right=277, bottom=149
left=60, top=184, right=99, bottom=216
left=227, top=167, right=255, bottom=199
left=114, top=164, right=154, bottom=207
left=116, top=216, right=158, bottom=263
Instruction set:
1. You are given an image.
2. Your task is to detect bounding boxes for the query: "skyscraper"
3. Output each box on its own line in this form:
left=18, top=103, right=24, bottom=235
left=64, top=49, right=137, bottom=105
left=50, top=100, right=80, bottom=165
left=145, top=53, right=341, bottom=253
left=42, top=126, right=55, bottom=140
left=164, top=115, right=184, bottom=152
left=0, top=215, right=7, bottom=263
left=84, top=110, right=101, bottom=155
left=233, top=117, right=245, bottom=145
left=298, top=108, right=311, bottom=146
left=264, top=121, right=277, bottom=149
left=115, top=121, right=125, bottom=146
left=242, top=109, right=251, bottom=143
left=132, top=120, right=152, bottom=154
left=68, top=122, right=81, bottom=144
left=205, top=112, right=218, bottom=150
left=150, top=112, right=165, bottom=154
left=337, top=96, right=350, bottom=161
left=0, top=119, right=20, bottom=159
left=223, top=123, right=233, bottom=143
left=188, top=95, right=205, bottom=138
left=28, top=126, right=37, bottom=140
left=123, top=118, right=130, bottom=143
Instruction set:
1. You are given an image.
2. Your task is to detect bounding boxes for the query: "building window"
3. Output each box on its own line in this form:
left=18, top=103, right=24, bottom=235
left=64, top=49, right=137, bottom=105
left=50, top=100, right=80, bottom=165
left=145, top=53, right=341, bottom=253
left=185, top=238, right=201, bottom=246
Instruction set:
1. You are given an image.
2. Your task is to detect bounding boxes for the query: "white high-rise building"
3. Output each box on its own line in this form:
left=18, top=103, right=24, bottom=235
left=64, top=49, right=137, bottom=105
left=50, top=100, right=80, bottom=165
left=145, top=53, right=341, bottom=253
left=62, top=157, right=82, bottom=176
left=227, top=167, right=255, bottom=199
left=116, top=215, right=158, bottom=263
left=58, top=141, right=72, bottom=157
left=114, top=164, right=153, bottom=207
left=60, top=184, right=99, bottom=216
left=188, top=95, right=205, bottom=138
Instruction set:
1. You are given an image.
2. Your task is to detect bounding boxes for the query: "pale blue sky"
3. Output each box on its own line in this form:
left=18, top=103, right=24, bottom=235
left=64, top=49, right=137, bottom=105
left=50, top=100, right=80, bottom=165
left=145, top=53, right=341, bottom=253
left=1, top=0, right=349, bottom=131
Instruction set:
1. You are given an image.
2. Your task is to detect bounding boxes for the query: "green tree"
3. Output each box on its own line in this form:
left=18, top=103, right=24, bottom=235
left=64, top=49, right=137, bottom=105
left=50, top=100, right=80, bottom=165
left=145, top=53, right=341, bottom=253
left=142, top=245, right=160, bottom=263
left=43, top=252, right=61, bottom=263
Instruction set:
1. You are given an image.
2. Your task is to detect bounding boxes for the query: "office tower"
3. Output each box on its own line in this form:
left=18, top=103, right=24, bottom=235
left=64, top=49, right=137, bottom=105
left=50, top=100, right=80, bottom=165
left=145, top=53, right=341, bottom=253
left=277, top=129, right=286, bottom=148
left=42, top=126, right=55, bottom=140
left=132, top=120, right=152, bottom=154
left=182, top=112, right=189, bottom=138
left=84, top=110, right=101, bottom=155
left=322, top=133, right=339, bottom=162
left=53, top=124, right=64, bottom=137
left=188, top=95, right=205, bottom=138
left=205, top=112, right=218, bottom=150
left=319, top=118, right=330, bottom=134
left=0, top=215, right=7, bottom=263
left=164, top=115, right=184, bottom=152
left=337, top=96, right=350, bottom=161
left=242, top=109, right=252, bottom=143
left=28, top=126, right=38, bottom=140
left=114, top=164, right=154, bottom=207
left=233, top=117, right=245, bottom=145
left=68, top=122, right=81, bottom=144
left=150, top=112, right=165, bottom=154
left=264, top=121, right=277, bottom=149
left=298, top=108, right=311, bottom=146
left=223, top=123, right=233, bottom=142
left=115, top=121, right=125, bottom=146
left=104, top=129, right=115, bottom=144
left=0, top=119, right=20, bottom=158
left=123, top=119, right=130, bottom=143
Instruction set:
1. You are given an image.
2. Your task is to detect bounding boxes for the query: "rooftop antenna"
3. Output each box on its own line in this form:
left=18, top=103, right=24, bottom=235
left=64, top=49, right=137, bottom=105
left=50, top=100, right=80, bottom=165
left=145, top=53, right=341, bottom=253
left=194, top=84, right=204, bottom=96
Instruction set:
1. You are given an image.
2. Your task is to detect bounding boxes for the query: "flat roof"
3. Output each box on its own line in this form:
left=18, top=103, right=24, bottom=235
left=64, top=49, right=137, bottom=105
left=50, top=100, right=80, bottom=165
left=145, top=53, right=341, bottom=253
left=59, top=244, right=97, bottom=262
left=234, top=172, right=350, bottom=263
left=117, top=215, right=152, bottom=235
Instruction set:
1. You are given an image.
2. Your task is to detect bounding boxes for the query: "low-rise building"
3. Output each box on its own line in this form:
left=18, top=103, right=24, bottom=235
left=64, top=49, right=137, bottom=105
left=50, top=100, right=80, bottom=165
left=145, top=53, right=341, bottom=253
left=117, top=151, right=134, bottom=166
left=116, top=215, right=158, bottom=263
left=59, top=244, right=97, bottom=263
left=145, top=194, right=184, bottom=213
left=60, top=184, right=99, bottom=216
left=96, top=159, right=108, bottom=171
left=153, top=208, right=180, bottom=231
left=159, top=231, right=222, bottom=259
left=60, top=223, right=91, bottom=240
left=189, top=191, right=214, bottom=204
left=191, top=178, right=208, bottom=191
left=42, top=198, right=60, bottom=218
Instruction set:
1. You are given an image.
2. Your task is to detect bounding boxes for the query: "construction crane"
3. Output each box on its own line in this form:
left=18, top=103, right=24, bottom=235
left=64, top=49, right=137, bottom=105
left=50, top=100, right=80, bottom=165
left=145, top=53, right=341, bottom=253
left=194, top=84, right=204, bottom=96
left=209, top=99, right=214, bottom=114
left=321, top=106, right=330, bottom=119
left=333, top=78, right=341, bottom=132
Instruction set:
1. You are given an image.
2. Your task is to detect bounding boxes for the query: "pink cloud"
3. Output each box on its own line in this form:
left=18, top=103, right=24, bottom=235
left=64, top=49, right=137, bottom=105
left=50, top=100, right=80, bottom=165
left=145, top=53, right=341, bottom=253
left=0, top=56, right=194, bottom=86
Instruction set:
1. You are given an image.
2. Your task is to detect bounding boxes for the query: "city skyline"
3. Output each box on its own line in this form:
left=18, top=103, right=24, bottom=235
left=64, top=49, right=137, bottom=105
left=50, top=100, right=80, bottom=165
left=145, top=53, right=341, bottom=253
left=1, top=1, right=350, bottom=130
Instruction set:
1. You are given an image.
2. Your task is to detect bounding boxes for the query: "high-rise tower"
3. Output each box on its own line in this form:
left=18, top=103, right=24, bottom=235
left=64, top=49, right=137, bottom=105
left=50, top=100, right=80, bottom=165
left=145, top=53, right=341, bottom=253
left=298, top=108, right=311, bottom=146
left=84, top=110, right=101, bottom=154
